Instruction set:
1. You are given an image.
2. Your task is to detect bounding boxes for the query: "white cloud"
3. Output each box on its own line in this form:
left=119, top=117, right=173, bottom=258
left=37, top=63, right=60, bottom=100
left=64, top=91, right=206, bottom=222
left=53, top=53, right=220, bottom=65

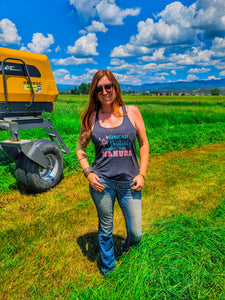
left=158, top=72, right=169, bottom=76
left=21, top=33, right=54, bottom=54
left=55, top=46, right=61, bottom=52
left=51, top=56, right=96, bottom=65
left=110, top=43, right=151, bottom=58
left=110, top=2, right=197, bottom=58
left=69, top=0, right=99, bottom=20
left=219, top=70, right=225, bottom=76
left=171, top=70, right=176, bottom=75
left=211, top=37, right=225, bottom=58
left=53, top=68, right=98, bottom=85
left=140, top=48, right=165, bottom=62
left=96, top=0, right=140, bottom=25
left=130, top=18, right=195, bottom=47
left=207, top=75, right=217, bottom=80
left=110, top=58, right=126, bottom=65
left=187, top=74, right=199, bottom=81
left=212, top=37, right=225, bottom=50
left=85, top=21, right=108, bottom=33
left=112, top=72, right=142, bottom=85
left=0, top=18, right=21, bottom=45
left=170, top=48, right=214, bottom=66
left=67, top=33, right=98, bottom=56
left=193, top=0, right=225, bottom=36
left=157, top=1, right=196, bottom=28
left=70, top=0, right=140, bottom=25
left=188, top=67, right=210, bottom=73
left=215, top=62, right=225, bottom=70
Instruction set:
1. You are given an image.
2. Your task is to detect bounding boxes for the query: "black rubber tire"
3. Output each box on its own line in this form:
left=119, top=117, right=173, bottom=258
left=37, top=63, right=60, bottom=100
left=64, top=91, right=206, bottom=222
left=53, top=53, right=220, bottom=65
left=15, top=139, right=63, bottom=193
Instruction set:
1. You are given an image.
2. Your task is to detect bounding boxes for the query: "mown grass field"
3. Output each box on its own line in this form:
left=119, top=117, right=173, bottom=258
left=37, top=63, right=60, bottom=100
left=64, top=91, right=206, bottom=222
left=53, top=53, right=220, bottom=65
left=0, top=94, right=225, bottom=299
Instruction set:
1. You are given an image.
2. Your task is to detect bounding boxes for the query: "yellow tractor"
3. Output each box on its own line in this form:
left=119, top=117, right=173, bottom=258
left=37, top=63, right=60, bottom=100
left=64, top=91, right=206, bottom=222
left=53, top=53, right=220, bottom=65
left=0, top=47, right=70, bottom=193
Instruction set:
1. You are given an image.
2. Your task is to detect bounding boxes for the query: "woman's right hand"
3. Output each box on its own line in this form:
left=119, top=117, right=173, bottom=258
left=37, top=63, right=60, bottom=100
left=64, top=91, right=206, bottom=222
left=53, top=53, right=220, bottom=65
left=87, top=172, right=105, bottom=192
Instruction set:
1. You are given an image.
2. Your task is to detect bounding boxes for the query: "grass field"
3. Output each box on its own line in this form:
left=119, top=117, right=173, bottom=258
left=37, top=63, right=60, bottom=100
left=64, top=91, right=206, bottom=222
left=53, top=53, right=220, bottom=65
left=0, top=95, right=225, bottom=298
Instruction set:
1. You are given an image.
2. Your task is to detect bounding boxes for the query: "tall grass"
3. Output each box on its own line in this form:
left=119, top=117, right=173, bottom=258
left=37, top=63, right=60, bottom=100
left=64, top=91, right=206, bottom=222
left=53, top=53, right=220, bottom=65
left=69, top=200, right=225, bottom=300
left=1, top=140, right=224, bottom=298
left=0, top=95, right=225, bottom=193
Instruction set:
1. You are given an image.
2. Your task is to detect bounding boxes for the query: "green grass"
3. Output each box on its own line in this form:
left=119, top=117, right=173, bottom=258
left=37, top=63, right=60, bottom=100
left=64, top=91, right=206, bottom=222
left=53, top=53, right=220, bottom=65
left=0, top=142, right=224, bottom=298
left=0, top=94, right=225, bottom=298
left=68, top=200, right=225, bottom=299
left=1, top=94, right=225, bottom=193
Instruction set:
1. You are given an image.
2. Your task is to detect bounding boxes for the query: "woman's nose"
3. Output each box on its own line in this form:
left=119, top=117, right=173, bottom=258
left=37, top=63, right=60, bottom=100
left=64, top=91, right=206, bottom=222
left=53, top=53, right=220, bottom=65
left=102, top=87, right=108, bottom=95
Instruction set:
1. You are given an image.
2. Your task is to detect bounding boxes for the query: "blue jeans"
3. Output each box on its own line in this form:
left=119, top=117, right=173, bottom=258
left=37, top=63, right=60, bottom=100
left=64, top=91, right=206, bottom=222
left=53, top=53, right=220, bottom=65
left=89, top=178, right=142, bottom=274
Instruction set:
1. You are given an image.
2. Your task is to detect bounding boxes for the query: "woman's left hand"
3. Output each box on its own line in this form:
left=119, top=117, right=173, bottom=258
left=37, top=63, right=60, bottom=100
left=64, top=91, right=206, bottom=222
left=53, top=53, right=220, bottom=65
left=131, top=174, right=145, bottom=191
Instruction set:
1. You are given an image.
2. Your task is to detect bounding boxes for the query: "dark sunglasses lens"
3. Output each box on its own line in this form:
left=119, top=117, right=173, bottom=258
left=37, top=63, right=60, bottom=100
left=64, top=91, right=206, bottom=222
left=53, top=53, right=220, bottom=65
left=95, top=86, right=103, bottom=94
left=95, top=83, right=114, bottom=94
left=105, top=83, right=113, bottom=91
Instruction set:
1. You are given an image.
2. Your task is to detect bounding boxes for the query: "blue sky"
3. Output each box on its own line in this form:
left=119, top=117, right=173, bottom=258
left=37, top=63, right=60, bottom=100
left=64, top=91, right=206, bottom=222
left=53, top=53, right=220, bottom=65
left=1, top=0, right=225, bottom=86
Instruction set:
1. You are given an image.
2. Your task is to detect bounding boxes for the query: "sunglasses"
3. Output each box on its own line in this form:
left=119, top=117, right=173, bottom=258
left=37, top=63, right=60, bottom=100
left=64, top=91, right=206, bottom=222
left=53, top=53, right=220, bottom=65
left=95, top=83, right=114, bottom=95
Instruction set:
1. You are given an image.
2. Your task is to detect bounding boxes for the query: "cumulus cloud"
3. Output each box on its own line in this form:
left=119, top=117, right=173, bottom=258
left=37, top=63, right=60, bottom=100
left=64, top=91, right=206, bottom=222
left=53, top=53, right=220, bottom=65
left=211, top=37, right=225, bottom=58
left=110, top=44, right=151, bottom=58
left=140, top=48, right=166, bottom=62
left=110, top=0, right=225, bottom=60
left=193, top=0, right=225, bottom=37
left=70, top=0, right=140, bottom=25
left=157, top=1, right=196, bottom=27
left=53, top=68, right=98, bottom=85
left=85, top=21, right=108, bottom=33
left=110, top=2, right=197, bottom=58
left=188, top=67, right=210, bottom=73
left=69, top=0, right=99, bottom=20
left=51, top=56, right=96, bottom=65
left=187, top=74, right=199, bottom=81
left=67, top=33, right=98, bottom=56
left=219, top=70, right=225, bottom=76
left=130, top=17, right=195, bottom=47
left=21, top=33, right=54, bottom=54
left=68, top=0, right=225, bottom=84
left=0, top=18, right=21, bottom=45
left=169, top=48, right=214, bottom=66
left=96, top=0, right=140, bottom=25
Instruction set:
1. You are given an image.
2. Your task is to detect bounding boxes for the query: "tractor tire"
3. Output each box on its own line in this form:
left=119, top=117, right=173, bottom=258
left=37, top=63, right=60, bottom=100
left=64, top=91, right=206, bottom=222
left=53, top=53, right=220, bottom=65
left=15, top=139, right=63, bottom=193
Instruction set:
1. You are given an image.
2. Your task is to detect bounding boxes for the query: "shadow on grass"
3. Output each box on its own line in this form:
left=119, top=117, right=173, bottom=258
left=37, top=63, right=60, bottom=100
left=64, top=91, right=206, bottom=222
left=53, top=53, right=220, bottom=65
left=77, top=232, right=125, bottom=264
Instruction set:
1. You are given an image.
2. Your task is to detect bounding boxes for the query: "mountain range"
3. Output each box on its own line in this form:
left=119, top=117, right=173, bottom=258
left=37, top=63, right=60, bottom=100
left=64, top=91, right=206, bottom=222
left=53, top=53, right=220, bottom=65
left=120, top=78, right=225, bottom=93
left=57, top=78, right=225, bottom=94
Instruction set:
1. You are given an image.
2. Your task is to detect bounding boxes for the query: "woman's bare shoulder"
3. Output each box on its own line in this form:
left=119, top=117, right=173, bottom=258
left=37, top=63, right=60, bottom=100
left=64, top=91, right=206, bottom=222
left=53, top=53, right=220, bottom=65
left=127, top=105, right=141, bottom=116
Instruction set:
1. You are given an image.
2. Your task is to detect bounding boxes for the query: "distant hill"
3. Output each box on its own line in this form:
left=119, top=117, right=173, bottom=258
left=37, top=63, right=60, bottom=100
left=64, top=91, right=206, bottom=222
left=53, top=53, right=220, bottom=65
left=57, top=84, right=75, bottom=92
left=120, top=78, right=225, bottom=93
left=57, top=78, right=225, bottom=94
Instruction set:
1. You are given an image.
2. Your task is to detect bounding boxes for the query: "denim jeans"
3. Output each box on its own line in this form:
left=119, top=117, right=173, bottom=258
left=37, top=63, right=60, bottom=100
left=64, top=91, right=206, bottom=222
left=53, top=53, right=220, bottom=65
left=89, top=177, right=142, bottom=275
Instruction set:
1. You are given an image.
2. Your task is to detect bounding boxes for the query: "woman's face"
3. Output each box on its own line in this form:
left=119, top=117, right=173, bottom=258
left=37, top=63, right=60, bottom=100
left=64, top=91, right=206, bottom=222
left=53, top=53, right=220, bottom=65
left=96, top=75, right=116, bottom=108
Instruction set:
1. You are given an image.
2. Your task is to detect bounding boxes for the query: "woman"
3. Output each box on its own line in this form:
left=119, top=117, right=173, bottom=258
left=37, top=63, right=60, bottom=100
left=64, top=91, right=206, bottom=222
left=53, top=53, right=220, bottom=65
left=76, top=70, right=149, bottom=275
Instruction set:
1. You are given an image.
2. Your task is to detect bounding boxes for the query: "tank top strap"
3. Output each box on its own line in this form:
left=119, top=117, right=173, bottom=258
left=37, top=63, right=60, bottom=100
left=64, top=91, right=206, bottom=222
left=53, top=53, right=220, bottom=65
left=122, top=105, right=127, bottom=114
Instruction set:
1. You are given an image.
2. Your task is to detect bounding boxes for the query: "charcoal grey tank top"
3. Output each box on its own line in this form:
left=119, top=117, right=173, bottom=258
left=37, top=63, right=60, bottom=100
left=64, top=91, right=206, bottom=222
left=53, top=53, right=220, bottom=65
left=91, top=106, right=139, bottom=182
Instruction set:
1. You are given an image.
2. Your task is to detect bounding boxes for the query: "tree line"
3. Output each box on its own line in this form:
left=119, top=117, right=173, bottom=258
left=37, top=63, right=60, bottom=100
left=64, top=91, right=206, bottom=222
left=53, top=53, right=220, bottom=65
left=70, top=83, right=221, bottom=96
left=71, top=83, right=90, bottom=95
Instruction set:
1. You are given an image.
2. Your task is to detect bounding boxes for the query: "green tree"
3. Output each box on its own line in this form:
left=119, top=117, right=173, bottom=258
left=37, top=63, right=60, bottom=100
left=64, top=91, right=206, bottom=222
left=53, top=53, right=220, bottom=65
left=71, top=87, right=80, bottom=95
left=79, top=83, right=90, bottom=95
left=211, top=88, right=220, bottom=96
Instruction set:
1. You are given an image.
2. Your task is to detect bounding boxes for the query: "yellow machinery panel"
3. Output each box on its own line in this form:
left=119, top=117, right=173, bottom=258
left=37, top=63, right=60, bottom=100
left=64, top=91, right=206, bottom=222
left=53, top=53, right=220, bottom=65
left=0, top=47, right=58, bottom=103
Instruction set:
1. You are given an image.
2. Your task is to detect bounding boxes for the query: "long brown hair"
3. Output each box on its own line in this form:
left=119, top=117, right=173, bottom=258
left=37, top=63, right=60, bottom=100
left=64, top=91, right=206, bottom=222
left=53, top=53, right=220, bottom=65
left=80, top=70, right=126, bottom=139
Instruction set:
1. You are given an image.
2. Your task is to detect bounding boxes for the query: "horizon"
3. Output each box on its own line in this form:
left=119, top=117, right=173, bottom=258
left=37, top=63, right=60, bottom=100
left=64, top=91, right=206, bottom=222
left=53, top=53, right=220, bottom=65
left=1, top=0, right=225, bottom=86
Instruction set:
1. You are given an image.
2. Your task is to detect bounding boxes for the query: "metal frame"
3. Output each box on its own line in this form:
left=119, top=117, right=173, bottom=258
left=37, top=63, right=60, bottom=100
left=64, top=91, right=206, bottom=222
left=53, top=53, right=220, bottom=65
left=2, top=57, right=34, bottom=109
left=0, top=116, right=70, bottom=167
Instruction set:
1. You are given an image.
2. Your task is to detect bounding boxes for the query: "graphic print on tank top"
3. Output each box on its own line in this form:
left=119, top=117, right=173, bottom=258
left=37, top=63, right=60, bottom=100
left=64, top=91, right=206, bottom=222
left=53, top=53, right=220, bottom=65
left=98, top=134, right=133, bottom=158
left=91, top=106, right=139, bottom=182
